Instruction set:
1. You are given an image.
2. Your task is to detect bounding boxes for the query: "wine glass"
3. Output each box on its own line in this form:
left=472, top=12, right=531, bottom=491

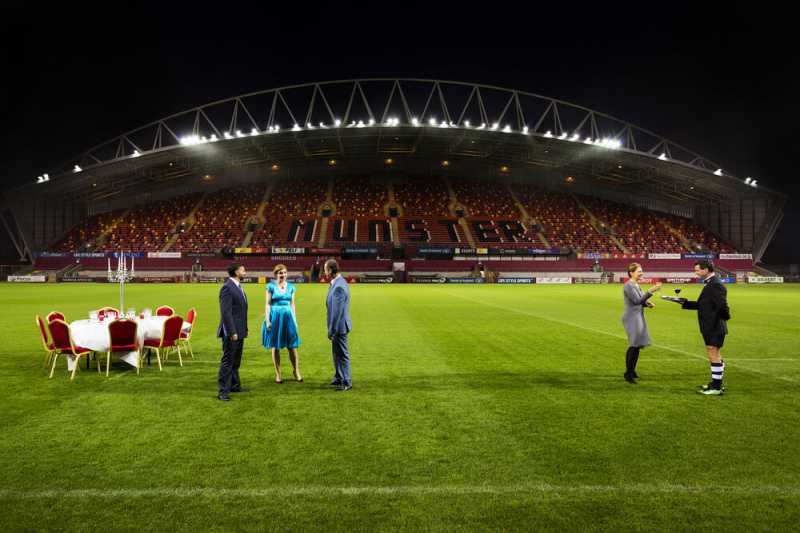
left=89, top=310, right=99, bottom=322
left=675, top=288, right=682, bottom=296
left=127, top=308, right=136, bottom=319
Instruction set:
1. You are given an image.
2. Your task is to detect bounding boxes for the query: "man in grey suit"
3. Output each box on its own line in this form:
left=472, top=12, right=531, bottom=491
left=324, top=259, right=352, bottom=391
left=682, top=259, right=731, bottom=396
left=217, top=262, right=250, bottom=401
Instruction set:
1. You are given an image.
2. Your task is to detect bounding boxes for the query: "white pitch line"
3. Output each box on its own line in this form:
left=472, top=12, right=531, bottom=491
left=1, top=483, right=798, bottom=500
left=432, top=289, right=800, bottom=384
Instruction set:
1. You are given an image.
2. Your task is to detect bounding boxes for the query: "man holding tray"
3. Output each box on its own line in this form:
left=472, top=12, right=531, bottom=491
left=676, top=259, right=731, bottom=396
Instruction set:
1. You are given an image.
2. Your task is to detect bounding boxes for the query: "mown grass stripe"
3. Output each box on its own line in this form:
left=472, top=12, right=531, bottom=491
left=2, top=483, right=799, bottom=500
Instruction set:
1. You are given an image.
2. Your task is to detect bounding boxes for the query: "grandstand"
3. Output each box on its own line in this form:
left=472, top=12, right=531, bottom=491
left=1, top=79, right=786, bottom=282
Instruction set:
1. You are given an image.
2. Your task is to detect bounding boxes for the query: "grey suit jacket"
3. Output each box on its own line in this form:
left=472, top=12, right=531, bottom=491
left=326, top=275, right=352, bottom=337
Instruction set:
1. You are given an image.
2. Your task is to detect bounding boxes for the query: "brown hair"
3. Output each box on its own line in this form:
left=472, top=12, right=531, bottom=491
left=627, top=262, right=642, bottom=276
left=695, top=259, right=715, bottom=272
left=273, top=264, right=287, bottom=276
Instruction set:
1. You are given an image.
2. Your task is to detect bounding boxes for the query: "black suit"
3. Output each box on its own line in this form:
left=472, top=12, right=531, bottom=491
left=218, top=278, right=249, bottom=396
left=682, top=275, right=731, bottom=336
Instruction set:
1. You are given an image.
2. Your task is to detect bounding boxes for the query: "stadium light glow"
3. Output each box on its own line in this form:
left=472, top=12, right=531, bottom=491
left=714, top=169, right=723, bottom=176
left=132, top=150, right=140, bottom=157
left=464, top=120, right=470, bottom=127
left=545, top=130, right=553, bottom=137
left=74, top=165, right=81, bottom=172
left=745, top=177, right=751, bottom=183
left=659, top=153, right=668, bottom=160
left=751, top=180, right=757, bottom=187
left=412, top=118, right=419, bottom=125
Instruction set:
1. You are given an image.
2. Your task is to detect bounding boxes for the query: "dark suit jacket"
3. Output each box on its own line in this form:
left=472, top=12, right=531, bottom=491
left=218, top=278, right=249, bottom=338
left=682, top=275, right=731, bottom=335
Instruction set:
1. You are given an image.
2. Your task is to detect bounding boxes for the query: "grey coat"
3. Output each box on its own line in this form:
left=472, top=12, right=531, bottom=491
left=621, top=281, right=653, bottom=348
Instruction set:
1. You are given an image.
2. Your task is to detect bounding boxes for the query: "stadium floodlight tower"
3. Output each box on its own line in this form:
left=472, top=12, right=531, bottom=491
left=1, top=78, right=787, bottom=265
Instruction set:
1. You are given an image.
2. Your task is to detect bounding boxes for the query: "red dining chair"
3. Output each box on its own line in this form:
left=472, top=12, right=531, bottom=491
left=36, top=315, right=55, bottom=373
left=47, top=319, right=97, bottom=380
left=142, top=315, right=183, bottom=370
left=97, top=307, right=119, bottom=320
left=46, top=311, right=65, bottom=323
left=179, top=309, right=196, bottom=358
left=106, top=318, right=140, bottom=376
left=155, top=306, right=174, bottom=317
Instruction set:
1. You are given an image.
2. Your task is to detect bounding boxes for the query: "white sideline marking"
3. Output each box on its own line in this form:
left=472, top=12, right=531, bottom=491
left=1, top=484, right=798, bottom=500
left=433, top=289, right=800, bottom=384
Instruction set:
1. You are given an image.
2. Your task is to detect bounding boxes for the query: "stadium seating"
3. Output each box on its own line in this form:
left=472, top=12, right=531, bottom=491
left=41, top=174, right=741, bottom=263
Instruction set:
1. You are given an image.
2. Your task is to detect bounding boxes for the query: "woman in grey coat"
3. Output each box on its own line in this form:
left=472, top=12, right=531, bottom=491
left=621, top=262, right=661, bottom=384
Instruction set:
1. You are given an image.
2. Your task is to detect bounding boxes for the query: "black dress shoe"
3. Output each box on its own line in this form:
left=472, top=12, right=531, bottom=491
left=335, top=384, right=352, bottom=392
left=623, top=373, right=637, bottom=385
left=230, top=388, right=250, bottom=393
left=326, top=380, right=342, bottom=386
left=218, top=394, right=231, bottom=401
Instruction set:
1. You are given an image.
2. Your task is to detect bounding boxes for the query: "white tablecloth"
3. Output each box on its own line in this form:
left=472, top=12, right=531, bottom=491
left=67, top=316, right=190, bottom=371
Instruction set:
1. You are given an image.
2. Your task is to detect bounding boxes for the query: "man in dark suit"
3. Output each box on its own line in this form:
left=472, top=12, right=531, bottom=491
left=324, top=259, right=353, bottom=391
left=217, top=262, right=250, bottom=401
left=682, top=259, right=731, bottom=396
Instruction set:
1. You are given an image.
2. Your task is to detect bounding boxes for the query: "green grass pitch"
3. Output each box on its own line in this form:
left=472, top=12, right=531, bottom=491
left=1, top=281, right=798, bottom=531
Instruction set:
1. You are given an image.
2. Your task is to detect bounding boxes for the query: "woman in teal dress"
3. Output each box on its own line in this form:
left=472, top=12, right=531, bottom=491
left=261, top=264, right=302, bottom=383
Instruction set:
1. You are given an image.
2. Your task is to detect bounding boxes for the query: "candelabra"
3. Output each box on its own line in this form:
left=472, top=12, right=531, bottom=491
left=107, top=253, right=135, bottom=311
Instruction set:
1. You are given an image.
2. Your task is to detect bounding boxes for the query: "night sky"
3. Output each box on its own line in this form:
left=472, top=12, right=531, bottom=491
left=2, top=5, right=798, bottom=261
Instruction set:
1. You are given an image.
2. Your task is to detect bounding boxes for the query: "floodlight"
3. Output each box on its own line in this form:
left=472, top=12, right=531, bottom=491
left=745, top=177, right=751, bottom=183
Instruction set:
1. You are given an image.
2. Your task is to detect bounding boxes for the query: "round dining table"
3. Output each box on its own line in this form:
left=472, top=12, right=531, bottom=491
left=66, top=315, right=191, bottom=372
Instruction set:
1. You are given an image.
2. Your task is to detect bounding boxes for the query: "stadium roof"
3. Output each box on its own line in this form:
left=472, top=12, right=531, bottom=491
left=16, top=79, right=781, bottom=208
left=2, top=79, right=786, bottom=263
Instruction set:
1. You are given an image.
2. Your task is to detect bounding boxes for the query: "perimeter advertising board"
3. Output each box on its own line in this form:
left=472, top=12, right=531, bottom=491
left=412, top=277, right=447, bottom=284
left=7, top=276, right=47, bottom=282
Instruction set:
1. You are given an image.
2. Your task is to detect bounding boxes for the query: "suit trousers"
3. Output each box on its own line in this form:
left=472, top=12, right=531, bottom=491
left=331, top=333, right=351, bottom=386
left=218, top=336, right=244, bottom=395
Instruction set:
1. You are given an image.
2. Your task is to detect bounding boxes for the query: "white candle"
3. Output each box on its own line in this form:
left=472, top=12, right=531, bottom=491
left=108, top=257, right=111, bottom=271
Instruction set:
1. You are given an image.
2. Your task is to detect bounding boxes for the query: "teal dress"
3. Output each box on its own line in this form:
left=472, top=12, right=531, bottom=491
left=261, top=282, right=301, bottom=349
